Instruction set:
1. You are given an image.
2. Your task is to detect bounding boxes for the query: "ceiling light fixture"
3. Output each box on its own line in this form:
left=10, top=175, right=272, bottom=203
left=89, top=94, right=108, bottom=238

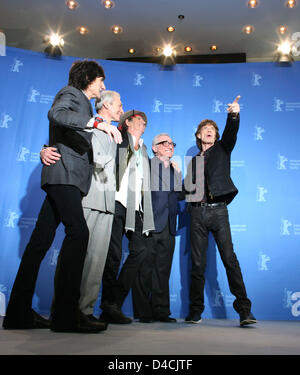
left=66, top=0, right=79, bottom=10
left=243, top=25, right=254, bottom=34
left=275, top=40, right=294, bottom=65
left=167, top=26, right=175, bottom=32
left=128, top=48, right=135, bottom=54
left=44, top=33, right=64, bottom=57
left=210, top=45, right=218, bottom=51
left=102, top=0, right=115, bottom=9
left=77, top=26, right=89, bottom=35
left=286, top=0, right=296, bottom=8
left=111, top=25, right=123, bottom=34
left=248, top=0, right=259, bottom=8
left=163, top=45, right=174, bottom=57
left=184, top=46, right=192, bottom=52
left=278, top=26, right=287, bottom=34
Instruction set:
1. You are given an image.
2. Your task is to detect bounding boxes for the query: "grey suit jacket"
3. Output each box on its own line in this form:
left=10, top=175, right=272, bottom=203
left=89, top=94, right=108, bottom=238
left=82, top=129, right=117, bottom=214
left=41, top=86, right=94, bottom=195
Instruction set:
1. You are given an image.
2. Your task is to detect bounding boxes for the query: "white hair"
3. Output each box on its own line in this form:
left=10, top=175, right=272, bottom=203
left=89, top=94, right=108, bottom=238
left=152, top=133, right=171, bottom=147
left=95, top=90, right=120, bottom=112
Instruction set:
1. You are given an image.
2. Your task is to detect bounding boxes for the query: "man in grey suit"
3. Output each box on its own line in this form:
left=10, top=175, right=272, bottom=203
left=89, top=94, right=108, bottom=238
left=41, top=90, right=124, bottom=322
left=3, top=60, right=117, bottom=333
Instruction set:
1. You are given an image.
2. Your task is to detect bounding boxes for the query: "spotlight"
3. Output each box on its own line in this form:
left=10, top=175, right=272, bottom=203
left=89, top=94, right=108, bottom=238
left=128, top=48, right=135, bottom=54
left=102, top=0, right=115, bottom=8
left=66, top=0, right=79, bottom=10
left=210, top=44, right=218, bottom=51
left=44, top=33, right=64, bottom=57
left=184, top=46, right=192, bottom=52
left=286, top=0, right=296, bottom=8
left=163, top=45, right=174, bottom=57
left=243, top=25, right=254, bottom=34
left=278, top=26, right=287, bottom=34
left=77, top=26, right=89, bottom=35
left=275, top=41, right=294, bottom=65
left=248, top=0, right=259, bottom=8
left=167, top=26, right=175, bottom=32
left=111, top=25, right=123, bottom=34
left=161, top=45, right=176, bottom=66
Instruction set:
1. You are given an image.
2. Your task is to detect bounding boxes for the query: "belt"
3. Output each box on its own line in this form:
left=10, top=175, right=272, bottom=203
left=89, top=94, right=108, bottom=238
left=190, top=202, right=226, bottom=208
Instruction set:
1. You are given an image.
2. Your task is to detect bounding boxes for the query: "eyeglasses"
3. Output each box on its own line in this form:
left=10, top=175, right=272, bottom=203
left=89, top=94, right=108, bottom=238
left=156, top=141, right=176, bottom=148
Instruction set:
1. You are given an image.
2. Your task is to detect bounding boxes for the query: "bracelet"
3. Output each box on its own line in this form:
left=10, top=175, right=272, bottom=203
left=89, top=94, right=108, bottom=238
left=93, top=117, right=104, bottom=129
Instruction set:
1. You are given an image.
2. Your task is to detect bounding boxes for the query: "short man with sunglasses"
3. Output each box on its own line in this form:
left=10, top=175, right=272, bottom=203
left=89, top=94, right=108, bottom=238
left=132, top=133, right=183, bottom=323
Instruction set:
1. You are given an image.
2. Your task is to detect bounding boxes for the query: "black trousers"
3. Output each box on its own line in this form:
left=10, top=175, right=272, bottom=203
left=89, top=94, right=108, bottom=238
left=132, top=222, right=175, bottom=319
left=189, top=204, right=251, bottom=315
left=101, top=201, right=148, bottom=308
left=3, top=185, right=89, bottom=329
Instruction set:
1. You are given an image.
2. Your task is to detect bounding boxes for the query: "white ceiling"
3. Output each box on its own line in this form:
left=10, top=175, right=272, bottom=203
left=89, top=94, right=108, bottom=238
left=1, top=0, right=300, bottom=62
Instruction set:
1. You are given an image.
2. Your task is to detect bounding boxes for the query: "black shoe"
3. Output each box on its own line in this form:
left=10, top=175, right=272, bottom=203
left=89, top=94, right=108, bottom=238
left=139, top=317, right=155, bottom=323
left=239, top=311, right=257, bottom=326
left=3, top=309, right=50, bottom=330
left=185, top=311, right=202, bottom=324
left=155, top=316, right=177, bottom=323
left=50, top=311, right=107, bottom=333
left=100, top=304, right=132, bottom=324
left=32, top=310, right=51, bottom=329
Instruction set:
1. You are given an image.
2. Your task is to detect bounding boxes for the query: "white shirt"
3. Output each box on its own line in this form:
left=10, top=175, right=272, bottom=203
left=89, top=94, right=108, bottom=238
left=115, top=136, right=144, bottom=211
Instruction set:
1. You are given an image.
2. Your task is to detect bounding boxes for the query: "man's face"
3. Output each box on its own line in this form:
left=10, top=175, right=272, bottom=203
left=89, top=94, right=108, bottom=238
left=197, top=124, right=216, bottom=144
left=126, top=115, right=146, bottom=137
left=87, top=77, right=106, bottom=99
left=106, top=95, right=124, bottom=122
left=152, top=135, right=175, bottom=160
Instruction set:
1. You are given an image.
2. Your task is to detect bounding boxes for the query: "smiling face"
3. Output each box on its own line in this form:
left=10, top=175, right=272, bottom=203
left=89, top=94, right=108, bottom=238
left=106, top=94, right=124, bottom=122
left=152, top=135, right=175, bottom=160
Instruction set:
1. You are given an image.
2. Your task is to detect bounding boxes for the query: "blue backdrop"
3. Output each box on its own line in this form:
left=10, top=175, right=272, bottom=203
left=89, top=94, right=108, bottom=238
left=0, top=47, right=300, bottom=321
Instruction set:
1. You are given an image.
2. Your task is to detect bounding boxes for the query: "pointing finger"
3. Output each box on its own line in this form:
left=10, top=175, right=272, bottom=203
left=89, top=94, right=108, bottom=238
left=233, top=95, right=241, bottom=103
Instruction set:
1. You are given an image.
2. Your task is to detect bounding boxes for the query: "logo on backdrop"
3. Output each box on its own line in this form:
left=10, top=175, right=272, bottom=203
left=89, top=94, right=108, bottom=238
left=258, top=251, right=270, bottom=271
left=27, top=87, right=54, bottom=105
left=256, top=185, right=267, bottom=202
left=280, top=217, right=292, bottom=235
left=254, top=125, right=265, bottom=140
left=4, top=209, right=19, bottom=228
left=273, top=97, right=300, bottom=112
left=291, top=32, right=300, bottom=57
left=134, top=72, right=144, bottom=86
left=0, top=112, right=12, bottom=128
left=212, top=98, right=244, bottom=113
left=192, top=73, right=204, bottom=87
left=152, top=98, right=183, bottom=113
left=251, top=72, right=262, bottom=86
left=280, top=218, right=300, bottom=236
left=283, top=289, right=300, bottom=317
left=0, top=285, right=7, bottom=316
left=230, top=224, right=247, bottom=236
left=277, top=154, right=300, bottom=170
left=10, top=58, right=23, bottom=72
left=16, top=145, right=40, bottom=163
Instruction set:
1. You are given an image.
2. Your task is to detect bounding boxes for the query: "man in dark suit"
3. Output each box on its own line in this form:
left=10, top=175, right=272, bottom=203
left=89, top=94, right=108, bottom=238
left=132, top=133, right=183, bottom=323
left=184, top=96, right=257, bottom=326
left=3, top=60, right=114, bottom=333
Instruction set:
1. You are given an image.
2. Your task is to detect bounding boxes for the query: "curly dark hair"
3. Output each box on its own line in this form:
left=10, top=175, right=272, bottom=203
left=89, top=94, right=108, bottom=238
left=68, top=60, right=105, bottom=90
left=195, top=119, right=220, bottom=149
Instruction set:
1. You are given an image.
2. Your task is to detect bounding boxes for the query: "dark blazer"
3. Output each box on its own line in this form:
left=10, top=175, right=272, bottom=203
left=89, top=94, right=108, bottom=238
left=150, top=156, right=183, bottom=236
left=41, top=86, right=94, bottom=196
left=187, top=114, right=240, bottom=205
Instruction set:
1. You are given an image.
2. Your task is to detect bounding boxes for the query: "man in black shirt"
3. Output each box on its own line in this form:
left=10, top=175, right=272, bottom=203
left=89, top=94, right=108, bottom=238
left=185, top=96, right=257, bottom=326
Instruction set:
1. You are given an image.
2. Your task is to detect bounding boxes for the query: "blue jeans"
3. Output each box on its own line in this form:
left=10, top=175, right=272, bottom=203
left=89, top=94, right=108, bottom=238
left=189, top=203, right=251, bottom=315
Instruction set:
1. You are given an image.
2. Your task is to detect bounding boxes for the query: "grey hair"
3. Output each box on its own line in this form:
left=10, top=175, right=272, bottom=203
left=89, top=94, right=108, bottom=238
left=152, top=133, right=171, bottom=147
left=95, top=90, right=120, bottom=112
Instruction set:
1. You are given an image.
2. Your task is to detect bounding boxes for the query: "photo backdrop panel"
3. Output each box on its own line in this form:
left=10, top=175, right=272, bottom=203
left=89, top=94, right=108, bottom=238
left=0, top=47, right=299, bottom=320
